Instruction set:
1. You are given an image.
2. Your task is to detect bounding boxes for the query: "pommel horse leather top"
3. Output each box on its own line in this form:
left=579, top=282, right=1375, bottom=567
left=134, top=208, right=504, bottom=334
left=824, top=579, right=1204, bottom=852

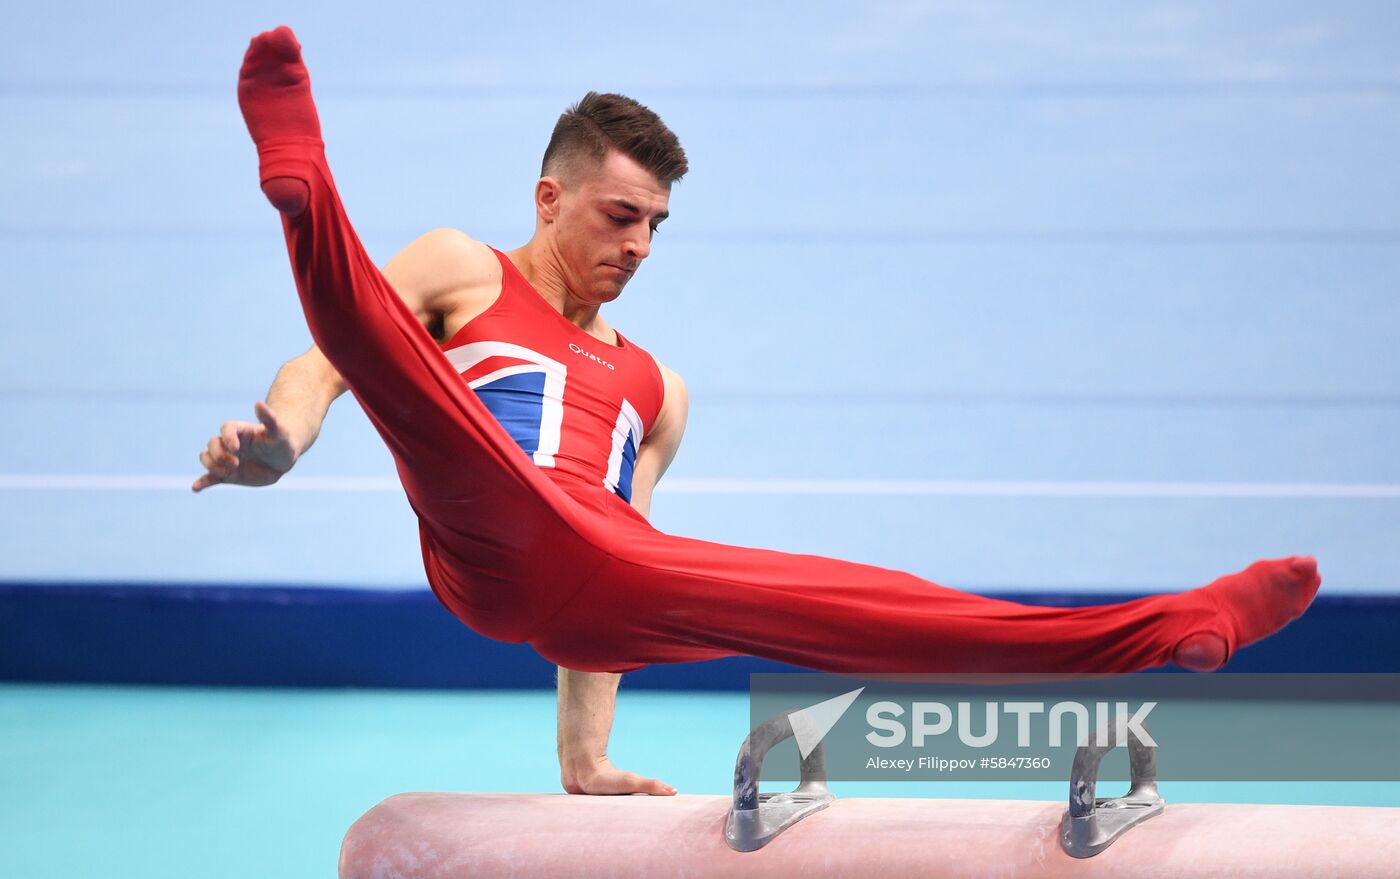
left=339, top=707, right=1400, bottom=876
left=338, top=792, right=1400, bottom=878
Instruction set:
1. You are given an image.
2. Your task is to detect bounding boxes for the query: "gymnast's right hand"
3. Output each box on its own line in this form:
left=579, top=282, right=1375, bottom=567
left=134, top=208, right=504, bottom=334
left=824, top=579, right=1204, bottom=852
left=191, top=401, right=298, bottom=492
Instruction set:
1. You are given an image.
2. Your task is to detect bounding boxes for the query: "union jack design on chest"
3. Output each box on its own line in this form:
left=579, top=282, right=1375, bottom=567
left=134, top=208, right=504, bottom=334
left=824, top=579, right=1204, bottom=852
left=444, top=340, right=647, bottom=501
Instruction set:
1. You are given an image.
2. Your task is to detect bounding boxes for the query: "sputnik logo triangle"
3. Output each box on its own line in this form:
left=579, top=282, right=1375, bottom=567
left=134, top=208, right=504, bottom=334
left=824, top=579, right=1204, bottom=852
left=787, top=687, right=865, bottom=759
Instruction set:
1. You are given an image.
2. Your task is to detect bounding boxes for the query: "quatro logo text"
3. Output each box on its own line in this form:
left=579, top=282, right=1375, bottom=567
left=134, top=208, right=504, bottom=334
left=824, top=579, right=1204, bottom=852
left=568, top=342, right=616, bottom=370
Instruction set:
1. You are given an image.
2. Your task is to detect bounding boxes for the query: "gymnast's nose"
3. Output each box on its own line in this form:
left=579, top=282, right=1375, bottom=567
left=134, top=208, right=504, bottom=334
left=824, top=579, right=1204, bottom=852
left=624, top=228, right=650, bottom=263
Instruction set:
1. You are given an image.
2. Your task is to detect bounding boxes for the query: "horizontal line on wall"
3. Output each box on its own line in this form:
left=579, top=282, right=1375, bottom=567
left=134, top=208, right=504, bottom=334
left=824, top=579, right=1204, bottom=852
left=2, top=474, right=1398, bottom=498
left=661, top=479, right=1400, bottom=498
left=4, top=80, right=1400, bottom=100
left=3, top=226, right=1399, bottom=245
left=692, top=391, right=1400, bottom=409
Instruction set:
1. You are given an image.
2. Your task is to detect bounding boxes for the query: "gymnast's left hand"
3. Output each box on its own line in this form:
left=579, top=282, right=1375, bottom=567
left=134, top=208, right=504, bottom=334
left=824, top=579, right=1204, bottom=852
left=561, top=755, right=677, bottom=796
left=191, top=401, right=298, bottom=492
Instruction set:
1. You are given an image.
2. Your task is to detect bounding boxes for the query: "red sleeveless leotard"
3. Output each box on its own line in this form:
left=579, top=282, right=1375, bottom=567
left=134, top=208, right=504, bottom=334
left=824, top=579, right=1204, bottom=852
left=438, top=248, right=665, bottom=505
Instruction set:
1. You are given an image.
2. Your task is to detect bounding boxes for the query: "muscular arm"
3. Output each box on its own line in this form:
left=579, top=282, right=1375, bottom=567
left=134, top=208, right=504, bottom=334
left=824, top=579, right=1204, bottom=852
left=192, top=228, right=497, bottom=489
left=556, top=363, right=689, bottom=795
left=271, top=228, right=489, bottom=454
left=265, top=344, right=346, bottom=464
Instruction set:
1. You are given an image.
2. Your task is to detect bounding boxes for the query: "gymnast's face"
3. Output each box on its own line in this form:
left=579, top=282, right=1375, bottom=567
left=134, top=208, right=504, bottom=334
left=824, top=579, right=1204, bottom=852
left=539, top=150, right=670, bottom=304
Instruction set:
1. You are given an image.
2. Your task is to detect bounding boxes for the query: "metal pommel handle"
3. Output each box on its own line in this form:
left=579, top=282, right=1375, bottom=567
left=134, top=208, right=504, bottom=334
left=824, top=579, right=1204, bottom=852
left=726, top=711, right=836, bottom=852
left=1060, top=715, right=1166, bottom=858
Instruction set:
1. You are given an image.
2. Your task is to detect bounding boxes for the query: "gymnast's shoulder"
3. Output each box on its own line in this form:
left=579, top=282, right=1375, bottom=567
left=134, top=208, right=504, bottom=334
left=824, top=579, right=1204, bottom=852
left=383, top=228, right=501, bottom=292
left=648, top=358, right=689, bottom=440
left=381, top=228, right=503, bottom=326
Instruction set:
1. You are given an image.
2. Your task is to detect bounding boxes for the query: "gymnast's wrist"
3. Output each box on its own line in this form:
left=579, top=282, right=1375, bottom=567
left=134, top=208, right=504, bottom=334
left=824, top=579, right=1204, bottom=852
left=557, top=743, right=609, bottom=775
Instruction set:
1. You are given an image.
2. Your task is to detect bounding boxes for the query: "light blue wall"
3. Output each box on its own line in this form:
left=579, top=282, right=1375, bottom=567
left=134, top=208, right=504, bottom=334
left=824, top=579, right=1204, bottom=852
left=2, top=1, right=1397, bottom=593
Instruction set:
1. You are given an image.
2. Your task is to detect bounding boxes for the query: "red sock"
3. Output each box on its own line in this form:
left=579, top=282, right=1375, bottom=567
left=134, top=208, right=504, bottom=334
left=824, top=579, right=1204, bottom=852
left=237, top=26, right=321, bottom=215
left=1172, top=556, right=1321, bottom=670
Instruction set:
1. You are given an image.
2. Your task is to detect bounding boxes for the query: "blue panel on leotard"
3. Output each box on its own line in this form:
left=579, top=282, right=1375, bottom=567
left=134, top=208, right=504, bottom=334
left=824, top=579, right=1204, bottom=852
left=614, top=430, right=638, bottom=501
left=473, top=371, right=547, bottom=458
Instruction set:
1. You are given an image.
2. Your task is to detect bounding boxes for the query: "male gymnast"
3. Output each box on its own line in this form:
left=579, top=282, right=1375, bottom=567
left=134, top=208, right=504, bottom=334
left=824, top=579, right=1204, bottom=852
left=193, top=27, right=1321, bottom=798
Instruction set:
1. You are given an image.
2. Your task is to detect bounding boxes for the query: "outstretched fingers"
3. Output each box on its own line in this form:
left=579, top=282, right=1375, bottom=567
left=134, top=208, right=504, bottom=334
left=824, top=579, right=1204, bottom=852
left=192, top=418, right=258, bottom=492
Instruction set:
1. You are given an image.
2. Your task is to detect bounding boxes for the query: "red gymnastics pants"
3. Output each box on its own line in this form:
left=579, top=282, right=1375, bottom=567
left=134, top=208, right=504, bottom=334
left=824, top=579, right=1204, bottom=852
left=236, top=28, right=1317, bottom=675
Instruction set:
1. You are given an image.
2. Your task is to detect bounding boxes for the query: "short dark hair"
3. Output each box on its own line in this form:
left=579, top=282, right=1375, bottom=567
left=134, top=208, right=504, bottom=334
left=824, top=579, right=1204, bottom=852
left=541, top=92, right=688, bottom=186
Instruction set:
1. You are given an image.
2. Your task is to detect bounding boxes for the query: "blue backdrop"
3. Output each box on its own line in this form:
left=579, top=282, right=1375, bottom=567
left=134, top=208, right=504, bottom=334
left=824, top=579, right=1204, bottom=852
left=2, top=1, right=1397, bottom=682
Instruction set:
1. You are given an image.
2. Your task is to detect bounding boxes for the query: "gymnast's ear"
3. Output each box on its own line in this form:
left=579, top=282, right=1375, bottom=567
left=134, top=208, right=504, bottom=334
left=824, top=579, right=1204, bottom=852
left=535, top=176, right=564, bottom=224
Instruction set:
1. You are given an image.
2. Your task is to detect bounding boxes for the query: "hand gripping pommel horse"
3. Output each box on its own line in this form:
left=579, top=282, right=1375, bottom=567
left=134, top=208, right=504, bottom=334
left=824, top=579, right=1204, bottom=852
left=339, top=713, right=1400, bottom=877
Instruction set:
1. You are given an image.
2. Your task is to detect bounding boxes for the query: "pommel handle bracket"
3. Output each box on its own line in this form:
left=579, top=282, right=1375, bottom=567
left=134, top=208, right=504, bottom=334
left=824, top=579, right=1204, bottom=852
left=1059, top=716, right=1166, bottom=858
left=725, top=711, right=836, bottom=852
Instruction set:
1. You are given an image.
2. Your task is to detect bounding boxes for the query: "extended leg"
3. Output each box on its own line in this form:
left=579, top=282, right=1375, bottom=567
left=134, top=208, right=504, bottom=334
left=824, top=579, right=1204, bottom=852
left=236, top=28, right=607, bottom=637
left=529, top=497, right=1321, bottom=674
left=237, top=28, right=543, bottom=505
